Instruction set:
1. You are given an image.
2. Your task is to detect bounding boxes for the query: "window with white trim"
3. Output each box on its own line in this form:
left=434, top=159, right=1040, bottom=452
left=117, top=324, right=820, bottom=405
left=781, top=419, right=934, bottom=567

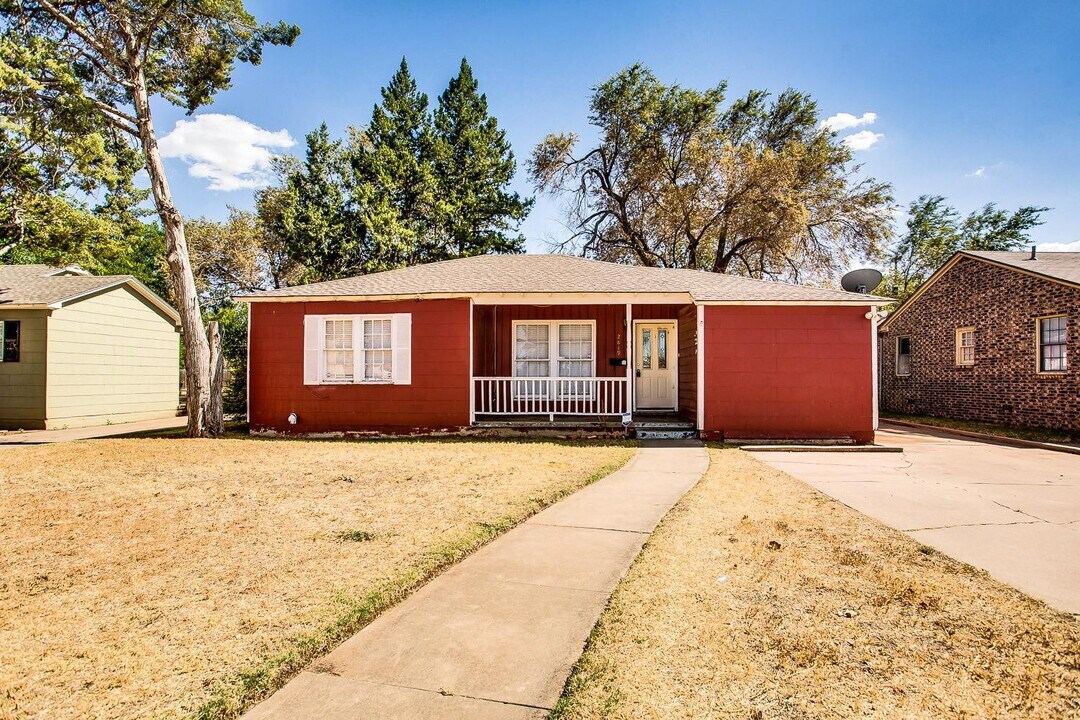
left=896, top=336, right=911, bottom=376
left=303, top=314, right=411, bottom=385
left=513, top=321, right=595, bottom=397
left=1038, top=315, right=1068, bottom=372
left=363, top=318, right=393, bottom=381
left=955, top=327, right=975, bottom=366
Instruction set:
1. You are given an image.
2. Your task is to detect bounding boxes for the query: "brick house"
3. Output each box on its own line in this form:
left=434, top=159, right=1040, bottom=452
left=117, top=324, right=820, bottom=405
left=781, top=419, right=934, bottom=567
left=878, top=250, right=1080, bottom=433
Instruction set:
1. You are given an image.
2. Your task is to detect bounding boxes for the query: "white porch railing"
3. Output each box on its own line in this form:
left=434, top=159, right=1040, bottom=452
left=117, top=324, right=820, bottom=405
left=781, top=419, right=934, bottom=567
left=473, top=376, right=628, bottom=416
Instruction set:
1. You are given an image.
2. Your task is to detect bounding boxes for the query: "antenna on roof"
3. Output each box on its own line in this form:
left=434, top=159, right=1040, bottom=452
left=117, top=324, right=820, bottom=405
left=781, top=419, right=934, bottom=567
left=841, top=268, right=883, bottom=294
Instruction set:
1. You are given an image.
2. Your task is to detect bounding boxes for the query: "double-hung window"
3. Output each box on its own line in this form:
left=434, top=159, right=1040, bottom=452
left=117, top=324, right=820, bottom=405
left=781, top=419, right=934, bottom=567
left=1038, top=315, right=1068, bottom=372
left=303, top=314, right=411, bottom=385
left=955, top=327, right=975, bottom=366
left=513, top=321, right=595, bottom=397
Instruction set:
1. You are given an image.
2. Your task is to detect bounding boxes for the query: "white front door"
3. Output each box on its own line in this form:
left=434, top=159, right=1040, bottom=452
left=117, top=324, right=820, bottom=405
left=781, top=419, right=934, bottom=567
left=634, top=322, right=676, bottom=410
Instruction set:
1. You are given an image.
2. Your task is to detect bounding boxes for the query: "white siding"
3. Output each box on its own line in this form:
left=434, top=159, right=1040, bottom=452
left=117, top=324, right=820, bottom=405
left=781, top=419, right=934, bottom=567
left=45, top=286, right=180, bottom=428
left=0, top=310, right=48, bottom=429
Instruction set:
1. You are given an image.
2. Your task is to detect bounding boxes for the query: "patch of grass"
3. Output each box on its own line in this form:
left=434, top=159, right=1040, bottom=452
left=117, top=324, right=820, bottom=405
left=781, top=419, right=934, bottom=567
left=552, top=448, right=1078, bottom=720
left=883, top=412, right=1079, bottom=445
left=335, top=530, right=375, bottom=543
left=0, top=437, right=633, bottom=719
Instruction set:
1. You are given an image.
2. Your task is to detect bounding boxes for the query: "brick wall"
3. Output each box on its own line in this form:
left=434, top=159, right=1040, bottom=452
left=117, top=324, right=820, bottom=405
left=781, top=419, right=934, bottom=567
left=879, top=256, right=1080, bottom=432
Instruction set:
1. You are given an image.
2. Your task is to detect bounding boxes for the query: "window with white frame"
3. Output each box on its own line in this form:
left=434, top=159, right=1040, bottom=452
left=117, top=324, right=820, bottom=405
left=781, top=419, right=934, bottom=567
left=896, top=336, right=911, bottom=376
left=363, top=318, right=393, bottom=381
left=1038, top=315, right=1068, bottom=372
left=303, top=314, right=411, bottom=385
left=513, top=321, right=594, bottom=396
left=955, top=327, right=975, bottom=366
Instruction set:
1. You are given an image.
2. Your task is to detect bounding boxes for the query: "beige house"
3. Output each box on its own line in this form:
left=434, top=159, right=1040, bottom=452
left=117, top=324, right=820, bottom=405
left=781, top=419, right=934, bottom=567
left=0, top=265, right=181, bottom=430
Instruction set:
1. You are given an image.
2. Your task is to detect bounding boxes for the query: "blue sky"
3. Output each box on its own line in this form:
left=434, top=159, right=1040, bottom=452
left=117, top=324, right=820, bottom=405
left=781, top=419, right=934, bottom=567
left=153, top=0, right=1080, bottom=255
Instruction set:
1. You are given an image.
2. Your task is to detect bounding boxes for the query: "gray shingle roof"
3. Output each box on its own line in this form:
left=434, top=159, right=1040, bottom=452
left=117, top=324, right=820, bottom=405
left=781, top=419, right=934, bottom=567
left=961, top=250, right=1080, bottom=286
left=240, top=254, right=890, bottom=304
left=0, top=264, right=130, bottom=306
left=0, top=264, right=179, bottom=323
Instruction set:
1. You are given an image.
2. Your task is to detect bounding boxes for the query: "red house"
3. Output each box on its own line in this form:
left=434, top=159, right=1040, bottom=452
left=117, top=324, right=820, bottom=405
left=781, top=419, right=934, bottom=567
left=239, top=254, right=889, bottom=441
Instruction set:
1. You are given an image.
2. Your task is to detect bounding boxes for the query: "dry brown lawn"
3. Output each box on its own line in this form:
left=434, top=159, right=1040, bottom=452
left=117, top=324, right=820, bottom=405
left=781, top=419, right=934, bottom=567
left=553, top=448, right=1080, bottom=720
left=0, top=436, right=632, bottom=720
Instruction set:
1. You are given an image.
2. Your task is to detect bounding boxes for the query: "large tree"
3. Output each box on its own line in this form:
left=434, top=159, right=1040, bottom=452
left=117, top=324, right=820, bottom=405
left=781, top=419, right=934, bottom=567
left=350, top=57, right=439, bottom=270
left=431, top=57, right=529, bottom=258
left=881, top=196, right=1047, bottom=302
left=1, top=0, right=298, bottom=436
left=529, top=64, right=894, bottom=283
left=270, top=125, right=361, bottom=282
left=186, top=206, right=302, bottom=306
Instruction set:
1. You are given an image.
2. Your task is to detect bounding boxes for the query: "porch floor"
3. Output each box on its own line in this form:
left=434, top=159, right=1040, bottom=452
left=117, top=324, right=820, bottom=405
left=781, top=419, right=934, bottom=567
left=472, top=413, right=692, bottom=430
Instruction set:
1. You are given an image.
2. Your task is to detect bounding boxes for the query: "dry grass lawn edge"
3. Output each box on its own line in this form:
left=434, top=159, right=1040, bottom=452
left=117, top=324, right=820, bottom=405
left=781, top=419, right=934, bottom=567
left=192, top=451, right=633, bottom=720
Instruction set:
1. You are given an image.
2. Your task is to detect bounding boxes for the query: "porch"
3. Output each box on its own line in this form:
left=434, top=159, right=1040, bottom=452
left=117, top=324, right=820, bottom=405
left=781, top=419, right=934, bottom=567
left=469, top=302, right=700, bottom=428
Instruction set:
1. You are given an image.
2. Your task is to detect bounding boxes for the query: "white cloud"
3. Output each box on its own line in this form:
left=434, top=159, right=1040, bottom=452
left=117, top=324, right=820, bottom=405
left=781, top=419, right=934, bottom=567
left=965, top=166, right=987, bottom=178
left=821, top=111, right=877, bottom=132
left=158, top=113, right=295, bottom=191
left=842, top=130, right=884, bottom=151
left=1037, top=240, right=1080, bottom=252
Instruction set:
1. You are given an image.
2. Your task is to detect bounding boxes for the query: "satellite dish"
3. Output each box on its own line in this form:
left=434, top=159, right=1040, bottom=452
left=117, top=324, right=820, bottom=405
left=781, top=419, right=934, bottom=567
left=841, top=268, right=883, bottom=294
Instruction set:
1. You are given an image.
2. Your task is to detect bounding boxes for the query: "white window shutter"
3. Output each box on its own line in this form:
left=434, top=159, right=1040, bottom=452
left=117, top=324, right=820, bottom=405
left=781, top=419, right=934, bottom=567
left=303, top=315, right=322, bottom=385
left=391, top=313, right=412, bottom=385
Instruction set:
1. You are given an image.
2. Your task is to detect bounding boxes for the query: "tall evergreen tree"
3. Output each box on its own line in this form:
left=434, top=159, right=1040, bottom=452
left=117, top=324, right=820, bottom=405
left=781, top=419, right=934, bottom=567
left=273, top=124, right=362, bottom=281
left=351, top=58, right=439, bottom=269
left=432, top=58, right=530, bottom=258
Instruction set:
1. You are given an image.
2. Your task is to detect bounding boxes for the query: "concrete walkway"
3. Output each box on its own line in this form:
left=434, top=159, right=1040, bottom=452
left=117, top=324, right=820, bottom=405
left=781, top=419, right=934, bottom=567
left=244, top=442, right=710, bottom=719
left=0, top=416, right=185, bottom=445
left=751, top=423, right=1080, bottom=614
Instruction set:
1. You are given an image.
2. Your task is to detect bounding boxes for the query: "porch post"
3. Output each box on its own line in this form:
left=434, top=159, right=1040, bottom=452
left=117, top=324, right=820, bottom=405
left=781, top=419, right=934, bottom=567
left=468, top=298, right=475, bottom=426
left=625, top=302, right=633, bottom=415
left=870, top=307, right=879, bottom=431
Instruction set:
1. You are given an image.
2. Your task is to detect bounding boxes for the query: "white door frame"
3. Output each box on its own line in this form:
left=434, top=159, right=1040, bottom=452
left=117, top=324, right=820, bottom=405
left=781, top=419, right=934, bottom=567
left=632, top=319, right=678, bottom=412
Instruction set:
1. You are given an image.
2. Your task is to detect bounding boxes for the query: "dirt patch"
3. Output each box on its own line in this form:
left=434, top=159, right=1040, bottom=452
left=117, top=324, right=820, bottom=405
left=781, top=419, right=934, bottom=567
left=553, top=448, right=1079, bottom=719
left=0, top=437, right=632, bottom=719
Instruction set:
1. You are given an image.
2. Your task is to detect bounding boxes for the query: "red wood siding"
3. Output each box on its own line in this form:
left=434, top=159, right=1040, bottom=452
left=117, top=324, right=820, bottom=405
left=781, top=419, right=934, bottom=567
left=678, top=305, right=697, bottom=422
left=473, top=304, right=630, bottom=378
left=702, top=305, right=874, bottom=442
left=249, top=298, right=471, bottom=433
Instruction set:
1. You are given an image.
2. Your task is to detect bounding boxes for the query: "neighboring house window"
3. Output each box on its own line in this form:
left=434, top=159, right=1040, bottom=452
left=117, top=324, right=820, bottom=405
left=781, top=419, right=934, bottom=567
left=1038, top=315, right=1068, bottom=372
left=1, top=320, right=19, bottom=362
left=303, top=314, right=411, bottom=385
left=513, top=321, right=595, bottom=396
left=955, top=327, right=975, bottom=366
left=895, top=336, right=911, bottom=376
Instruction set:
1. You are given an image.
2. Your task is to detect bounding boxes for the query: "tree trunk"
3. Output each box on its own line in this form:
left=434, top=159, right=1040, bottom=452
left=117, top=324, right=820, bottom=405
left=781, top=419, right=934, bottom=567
left=207, top=320, right=225, bottom=432
left=130, top=69, right=223, bottom=437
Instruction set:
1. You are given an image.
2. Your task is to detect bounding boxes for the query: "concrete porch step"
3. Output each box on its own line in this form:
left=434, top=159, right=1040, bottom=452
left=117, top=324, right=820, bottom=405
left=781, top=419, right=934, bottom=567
left=635, top=429, right=699, bottom=440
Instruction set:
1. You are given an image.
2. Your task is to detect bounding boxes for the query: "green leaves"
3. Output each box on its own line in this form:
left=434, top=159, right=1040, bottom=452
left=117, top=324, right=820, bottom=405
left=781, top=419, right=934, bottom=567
left=430, top=57, right=530, bottom=259
left=270, top=57, right=531, bottom=282
left=880, top=196, right=1049, bottom=302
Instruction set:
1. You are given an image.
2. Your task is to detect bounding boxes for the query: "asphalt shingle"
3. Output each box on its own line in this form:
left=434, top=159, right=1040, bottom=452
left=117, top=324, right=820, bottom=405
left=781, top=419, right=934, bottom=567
left=240, top=254, right=890, bottom=304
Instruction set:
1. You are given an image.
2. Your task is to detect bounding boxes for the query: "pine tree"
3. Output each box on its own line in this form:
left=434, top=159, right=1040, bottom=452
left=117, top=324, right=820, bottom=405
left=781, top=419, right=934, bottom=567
left=431, top=58, right=531, bottom=258
left=274, top=124, right=362, bottom=281
left=352, top=58, right=440, bottom=270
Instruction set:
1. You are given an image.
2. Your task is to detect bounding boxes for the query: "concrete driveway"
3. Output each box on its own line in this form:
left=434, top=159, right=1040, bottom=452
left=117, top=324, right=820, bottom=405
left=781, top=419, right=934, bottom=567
left=750, top=423, right=1080, bottom=614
